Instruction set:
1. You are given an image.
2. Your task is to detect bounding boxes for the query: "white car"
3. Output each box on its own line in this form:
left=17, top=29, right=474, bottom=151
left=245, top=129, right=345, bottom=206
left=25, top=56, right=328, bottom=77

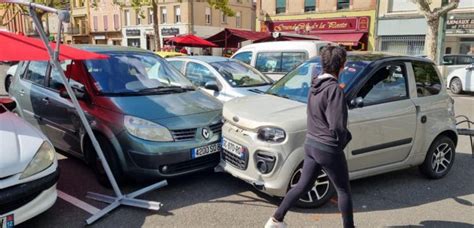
left=168, top=56, right=273, bottom=102
left=3, top=64, right=17, bottom=93
left=0, top=98, right=58, bottom=226
left=447, top=63, right=474, bottom=94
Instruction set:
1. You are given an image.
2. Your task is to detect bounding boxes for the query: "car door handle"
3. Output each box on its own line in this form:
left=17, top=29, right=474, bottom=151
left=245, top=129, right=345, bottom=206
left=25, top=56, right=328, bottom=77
left=42, top=97, right=50, bottom=105
left=421, top=115, right=427, bottom=124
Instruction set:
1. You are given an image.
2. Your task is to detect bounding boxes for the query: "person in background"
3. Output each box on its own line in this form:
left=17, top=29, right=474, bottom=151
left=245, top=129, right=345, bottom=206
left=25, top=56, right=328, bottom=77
left=265, top=46, right=355, bottom=228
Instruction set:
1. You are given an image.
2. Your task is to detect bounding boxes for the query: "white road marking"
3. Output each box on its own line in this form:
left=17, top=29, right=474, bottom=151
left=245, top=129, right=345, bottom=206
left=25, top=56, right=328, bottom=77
left=58, top=190, right=100, bottom=215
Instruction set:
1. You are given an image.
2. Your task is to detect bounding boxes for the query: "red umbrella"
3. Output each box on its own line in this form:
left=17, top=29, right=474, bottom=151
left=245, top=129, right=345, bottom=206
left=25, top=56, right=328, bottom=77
left=165, top=34, right=217, bottom=48
left=0, top=31, right=108, bottom=61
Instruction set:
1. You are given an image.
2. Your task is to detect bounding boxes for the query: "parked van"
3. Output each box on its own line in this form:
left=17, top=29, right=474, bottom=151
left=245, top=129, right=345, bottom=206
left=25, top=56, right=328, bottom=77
left=231, top=41, right=334, bottom=81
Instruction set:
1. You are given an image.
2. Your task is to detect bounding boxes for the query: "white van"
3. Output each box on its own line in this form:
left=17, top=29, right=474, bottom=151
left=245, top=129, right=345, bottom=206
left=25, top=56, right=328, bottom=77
left=231, top=40, right=334, bottom=81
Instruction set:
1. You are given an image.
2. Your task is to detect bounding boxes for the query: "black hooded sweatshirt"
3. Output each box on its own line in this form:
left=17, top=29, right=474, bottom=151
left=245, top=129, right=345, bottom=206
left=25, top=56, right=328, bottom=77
left=305, top=73, right=352, bottom=153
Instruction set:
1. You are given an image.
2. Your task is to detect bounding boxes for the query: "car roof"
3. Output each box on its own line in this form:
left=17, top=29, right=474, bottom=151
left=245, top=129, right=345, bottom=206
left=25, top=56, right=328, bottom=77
left=72, top=44, right=153, bottom=54
left=168, top=56, right=232, bottom=63
left=237, top=40, right=332, bottom=51
left=309, top=51, right=435, bottom=64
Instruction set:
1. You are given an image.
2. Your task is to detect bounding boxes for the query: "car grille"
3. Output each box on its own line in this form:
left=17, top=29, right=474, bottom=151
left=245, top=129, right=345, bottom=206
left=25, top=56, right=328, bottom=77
left=159, top=153, right=220, bottom=175
left=210, top=122, right=223, bottom=135
left=222, top=149, right=248, bottom=170
left=171, top=128, right=197, bottom=141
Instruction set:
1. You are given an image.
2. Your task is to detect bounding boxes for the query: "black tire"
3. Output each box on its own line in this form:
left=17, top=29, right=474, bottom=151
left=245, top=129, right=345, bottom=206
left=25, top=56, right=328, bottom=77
left=450, top=78, right=463, bottom=94
left=5, top=75, right=12, bottom=93
left=419, top=136, right=456, bottom=179
left=87, top=135, right=125, bottom=187
left=289, top=164, right=336, bottom=208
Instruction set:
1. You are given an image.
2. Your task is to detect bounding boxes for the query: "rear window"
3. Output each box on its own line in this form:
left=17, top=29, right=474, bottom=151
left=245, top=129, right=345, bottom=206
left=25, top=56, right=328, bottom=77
left=255, top=52, right=307, bottom=73
left=232, top=51, right=252, bottom=65
left=412, top=61, right=442, bottom=97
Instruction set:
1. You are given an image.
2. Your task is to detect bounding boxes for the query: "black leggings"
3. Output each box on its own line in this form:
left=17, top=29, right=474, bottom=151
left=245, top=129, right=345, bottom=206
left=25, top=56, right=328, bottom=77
left=273, top=145, right=354, bottom=228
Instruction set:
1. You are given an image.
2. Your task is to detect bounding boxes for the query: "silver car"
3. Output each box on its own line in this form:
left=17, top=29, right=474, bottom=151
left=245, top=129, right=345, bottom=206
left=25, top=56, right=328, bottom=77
left=219, top=53, right=458, bottom=208
left=168, top=56, right=273, bottom=102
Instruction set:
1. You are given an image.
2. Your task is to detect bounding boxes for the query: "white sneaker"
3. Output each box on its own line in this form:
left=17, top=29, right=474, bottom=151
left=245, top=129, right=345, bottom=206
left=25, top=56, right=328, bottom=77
left=264, top=217, right=287, bottom=228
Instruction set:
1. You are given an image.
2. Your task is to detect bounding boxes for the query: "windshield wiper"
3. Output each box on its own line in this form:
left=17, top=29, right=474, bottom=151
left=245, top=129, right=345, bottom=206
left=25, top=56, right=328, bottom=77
left=138, top=86, right=194, bottom=94
left=267, top=92, right=290, bottom=99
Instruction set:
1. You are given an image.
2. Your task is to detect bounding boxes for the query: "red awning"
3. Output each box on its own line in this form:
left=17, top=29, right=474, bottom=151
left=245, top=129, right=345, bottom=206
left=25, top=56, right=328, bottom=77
left=0, top=31, right=108, bottom=61
left=316, top=33, right=365, bottom=46
left=164, top=34, right=217, bottom=48
left=206, top=28, right=269, bottom=48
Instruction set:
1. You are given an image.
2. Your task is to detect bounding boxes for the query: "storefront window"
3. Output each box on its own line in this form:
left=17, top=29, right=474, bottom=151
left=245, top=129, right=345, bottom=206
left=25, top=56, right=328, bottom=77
left=127, top=38, right=140, bottom=48
left=304, top=0, right=316, bottom=12
left=337, top=0, right=350, bottom=10
left=276, top=0, right=286, bottom=14
left=380, top=36, right=425, bottom=56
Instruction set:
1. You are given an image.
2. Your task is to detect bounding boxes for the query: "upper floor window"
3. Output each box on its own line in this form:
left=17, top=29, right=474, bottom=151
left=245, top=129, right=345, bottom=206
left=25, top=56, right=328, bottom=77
left=161, top=7, right=167, bottom=24
left=304, top=0, right=316, bottom=12
left=236, top=11, right=242, bottom=28
left=458, top=1, right=474, bottom=8
left=174, top=6, right=181, bottom=23
left=337, top=0, right=350, bottom=10
left=113, top=14, right=119, bottom=30
left=205, top=7, right=211, bottom=24
left=389, top=0, right=417, bottom=12
left=148, top=8, right=154, bottom=24
left=276, top=0, right=286, bottom=14
left=93, top=16, right=98, bottom=31
left=136, top=11, right=141, bottom=25
left=221, top=11, right=227, bottom=24
left=103, top=15, right=108, bottom=31
left=124, top=10, right=130, bottom=26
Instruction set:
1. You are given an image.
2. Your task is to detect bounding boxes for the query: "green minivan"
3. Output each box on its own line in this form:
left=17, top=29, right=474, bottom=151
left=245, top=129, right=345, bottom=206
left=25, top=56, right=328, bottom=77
left=9, top=45, right=223, bottom=184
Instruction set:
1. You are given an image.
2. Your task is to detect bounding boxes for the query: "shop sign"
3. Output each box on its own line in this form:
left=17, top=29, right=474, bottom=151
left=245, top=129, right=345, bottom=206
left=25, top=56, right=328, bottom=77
left=446, top=18, right=474, bottom=34
left=126, top=29, right=141, bottom=36
left=94, top=35, right=106, bottom=40
left=161, top=28, right=179, bottom=36
left=262, top=16, right=370, bottom=34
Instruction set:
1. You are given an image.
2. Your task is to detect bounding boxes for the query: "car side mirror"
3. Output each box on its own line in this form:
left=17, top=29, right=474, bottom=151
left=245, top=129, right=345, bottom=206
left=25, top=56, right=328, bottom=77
left=204, top=81, right=220, bottom=92
left=350, top=97, right=364, bottom=109
left=0, top=97, right=16, bottom=111
left=59, top=85, right=88, bottom=101
left=466, top=64, right=474, bottom=70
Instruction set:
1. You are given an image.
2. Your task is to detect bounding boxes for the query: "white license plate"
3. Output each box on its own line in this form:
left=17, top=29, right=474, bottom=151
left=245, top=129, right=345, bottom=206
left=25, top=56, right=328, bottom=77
left=192, top=143, right=221, bottom=158
left=222, top=138, right=244, bottom=158
left=0, top=214, right=14, bottom=228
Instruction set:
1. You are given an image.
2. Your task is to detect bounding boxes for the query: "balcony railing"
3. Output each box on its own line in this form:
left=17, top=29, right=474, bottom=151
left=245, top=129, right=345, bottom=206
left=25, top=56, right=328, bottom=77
left=65, top=27, right=88, bottom=35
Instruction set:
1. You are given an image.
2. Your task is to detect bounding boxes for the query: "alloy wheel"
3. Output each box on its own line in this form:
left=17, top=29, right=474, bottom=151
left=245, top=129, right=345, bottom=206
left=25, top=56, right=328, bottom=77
left=290, top=168, right=331, bottom=203
left=431, top=143, right=453, bottom=174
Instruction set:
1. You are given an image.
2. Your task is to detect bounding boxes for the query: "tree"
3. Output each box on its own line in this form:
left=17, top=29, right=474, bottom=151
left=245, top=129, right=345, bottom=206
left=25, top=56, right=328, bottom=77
left=411, top=0, right=459, bottom=60
left=121, top=0, right=235, bottom=51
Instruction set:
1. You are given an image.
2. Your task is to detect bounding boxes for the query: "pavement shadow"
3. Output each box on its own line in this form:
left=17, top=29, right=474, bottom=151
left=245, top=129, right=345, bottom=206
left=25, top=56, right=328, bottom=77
left=389, top=220, right=473, bottom=228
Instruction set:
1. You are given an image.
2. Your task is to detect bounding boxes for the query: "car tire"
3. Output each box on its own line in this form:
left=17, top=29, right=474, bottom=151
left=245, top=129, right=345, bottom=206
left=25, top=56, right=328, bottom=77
left=450, top=78, right=463, bottom=94
left=5, top=75, right=12, bottom=93
left=88, top=135, right=125, bottom=187
left=289, top=164, right=336, bottom=208
left=419, top=136, right=456, bottom=179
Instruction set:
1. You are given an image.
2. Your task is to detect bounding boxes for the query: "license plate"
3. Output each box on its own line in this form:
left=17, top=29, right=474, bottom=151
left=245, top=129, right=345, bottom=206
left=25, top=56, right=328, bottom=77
left=222, top=138, right=244, bottom=158
left=192, top=143, right=221, bottom=158
left=1, top=215, right=14, bottom=228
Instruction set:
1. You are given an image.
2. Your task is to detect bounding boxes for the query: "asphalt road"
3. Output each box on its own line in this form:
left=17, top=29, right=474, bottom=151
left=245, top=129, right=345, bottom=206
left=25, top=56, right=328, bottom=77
left=1, top=63, right=473, bottom=228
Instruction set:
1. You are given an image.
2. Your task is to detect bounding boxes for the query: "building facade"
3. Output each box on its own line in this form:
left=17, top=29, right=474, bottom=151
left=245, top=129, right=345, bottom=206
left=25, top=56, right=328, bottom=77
left=256, top=0, right=377, bottom=51
left=70, top=0, right=91, bottom=43
left=121, top=0, right=255, bottom=53
left=377, top=0, right=474, bottom=56
left=89, top=0, right=122, bottom=45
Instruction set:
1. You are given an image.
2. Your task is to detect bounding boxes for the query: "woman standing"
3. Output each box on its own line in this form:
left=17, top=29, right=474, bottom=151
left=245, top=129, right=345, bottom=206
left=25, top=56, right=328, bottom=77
left=265, top=46, right=354, bottom=228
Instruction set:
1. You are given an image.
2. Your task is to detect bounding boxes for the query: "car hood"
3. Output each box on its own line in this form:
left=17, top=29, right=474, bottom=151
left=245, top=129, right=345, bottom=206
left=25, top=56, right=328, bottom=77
left=223, top=94, right=307, bottom=132
left=231, top=85, right=272, bottom=96
left=0, top=111, right=46, bottom=178
left=108, top=90, right=222, bottom=121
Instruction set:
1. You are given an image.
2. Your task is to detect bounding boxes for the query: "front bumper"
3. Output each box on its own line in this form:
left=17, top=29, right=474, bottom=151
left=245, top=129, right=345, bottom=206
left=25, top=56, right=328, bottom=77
left=117, top=130, right=222, bottom=179
left=0, top=169, right=59, bottom=225
left=219, top=122, right=305, bottom=197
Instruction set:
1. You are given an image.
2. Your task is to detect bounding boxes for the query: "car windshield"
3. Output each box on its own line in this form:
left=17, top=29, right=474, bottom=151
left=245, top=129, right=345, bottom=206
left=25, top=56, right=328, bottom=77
left=266, top=57, right=368, bottom=103
left=84, top=52, right=194, bottom=95
left=210, top=61, right=273, bottom=87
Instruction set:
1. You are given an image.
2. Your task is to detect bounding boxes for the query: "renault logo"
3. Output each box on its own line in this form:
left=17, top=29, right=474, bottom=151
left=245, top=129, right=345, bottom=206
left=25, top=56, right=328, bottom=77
left=202, top=128, right=211, bottom=140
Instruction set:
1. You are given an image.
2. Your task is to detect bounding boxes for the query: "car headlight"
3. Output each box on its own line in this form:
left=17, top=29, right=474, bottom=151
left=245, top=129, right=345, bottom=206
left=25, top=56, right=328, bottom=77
left=257, top=127, right=286, bottom=143
left=20, top=141, right=56, bottom=180
left=124, top=115, right=173, bottom=142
